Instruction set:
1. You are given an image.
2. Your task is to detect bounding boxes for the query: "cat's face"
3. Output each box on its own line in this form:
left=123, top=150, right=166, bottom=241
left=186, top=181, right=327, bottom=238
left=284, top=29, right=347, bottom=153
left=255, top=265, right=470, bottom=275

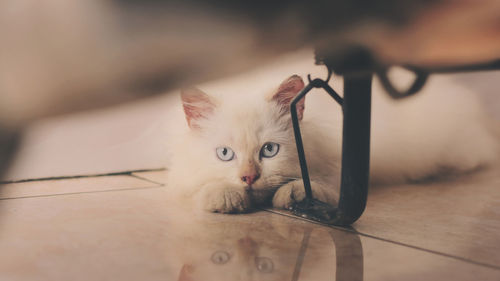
left=169, top=212, right=320, bottom=281
left=181, top=75, right=305, bottom=202
left=178, top=235, right=293, bottom=281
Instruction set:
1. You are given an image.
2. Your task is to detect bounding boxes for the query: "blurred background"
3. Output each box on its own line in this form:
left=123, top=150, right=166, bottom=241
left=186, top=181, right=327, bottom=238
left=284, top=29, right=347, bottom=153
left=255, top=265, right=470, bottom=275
left=1, top=0, right=499, bottom=180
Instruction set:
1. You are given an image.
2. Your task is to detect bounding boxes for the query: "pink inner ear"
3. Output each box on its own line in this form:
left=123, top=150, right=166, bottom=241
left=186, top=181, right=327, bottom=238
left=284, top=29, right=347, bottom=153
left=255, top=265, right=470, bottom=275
left=273, top=75, right=305, bottom=120
left=181, top=88, right=215, bottom=129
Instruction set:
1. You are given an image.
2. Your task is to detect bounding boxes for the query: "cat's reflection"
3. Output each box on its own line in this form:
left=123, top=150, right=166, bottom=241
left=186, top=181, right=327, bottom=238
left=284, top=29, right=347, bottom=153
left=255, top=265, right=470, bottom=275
left=164, top=208, right=363, bottom=281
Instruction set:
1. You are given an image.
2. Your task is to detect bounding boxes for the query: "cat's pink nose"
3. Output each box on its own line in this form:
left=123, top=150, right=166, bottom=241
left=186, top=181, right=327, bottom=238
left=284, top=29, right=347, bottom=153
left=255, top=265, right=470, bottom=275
left=241, top=174, right=260, bottom=186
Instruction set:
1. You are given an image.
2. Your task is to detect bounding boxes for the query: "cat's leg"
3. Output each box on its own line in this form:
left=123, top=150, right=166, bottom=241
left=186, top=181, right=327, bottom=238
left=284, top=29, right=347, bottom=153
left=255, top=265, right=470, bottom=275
left=197, top=183, right=252, bottom=213
left=272, top=179, right=336, bottom=209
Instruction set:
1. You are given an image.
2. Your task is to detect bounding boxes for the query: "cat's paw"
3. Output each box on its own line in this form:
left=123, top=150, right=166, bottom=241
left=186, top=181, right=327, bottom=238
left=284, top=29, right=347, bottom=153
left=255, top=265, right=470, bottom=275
left=272, top=180, right=328, bottom=209
left=200, top=186, right=251, bottom=213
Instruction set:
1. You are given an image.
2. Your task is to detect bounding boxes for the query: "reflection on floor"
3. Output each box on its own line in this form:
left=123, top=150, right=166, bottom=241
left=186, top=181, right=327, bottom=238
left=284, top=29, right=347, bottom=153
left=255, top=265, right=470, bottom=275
left=0, top=169, right=499, bottom=281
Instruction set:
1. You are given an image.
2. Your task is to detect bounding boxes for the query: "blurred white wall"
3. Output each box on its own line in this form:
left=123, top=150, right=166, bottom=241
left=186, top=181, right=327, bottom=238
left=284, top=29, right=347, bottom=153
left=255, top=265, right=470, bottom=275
left=4, top=51, right=499, bottom=182
left=4, top=93, right=177, bottom=181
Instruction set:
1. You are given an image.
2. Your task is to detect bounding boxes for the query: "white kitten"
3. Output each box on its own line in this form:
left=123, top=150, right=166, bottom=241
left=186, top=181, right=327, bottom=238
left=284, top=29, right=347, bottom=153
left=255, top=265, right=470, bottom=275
left=166, top=54, right=498, bottom=213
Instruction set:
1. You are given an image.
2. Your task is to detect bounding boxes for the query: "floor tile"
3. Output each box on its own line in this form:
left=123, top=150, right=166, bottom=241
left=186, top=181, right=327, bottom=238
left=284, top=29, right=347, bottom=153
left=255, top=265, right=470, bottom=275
left=0, top=175, right=159, bottom=200
left=0, top=185, right=498, bottom=280
left=354, top=163, right=500, bottom=268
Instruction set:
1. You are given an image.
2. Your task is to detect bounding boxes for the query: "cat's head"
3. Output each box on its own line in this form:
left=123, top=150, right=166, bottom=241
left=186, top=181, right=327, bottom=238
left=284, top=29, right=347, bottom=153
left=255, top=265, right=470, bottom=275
left=172, top=213, right=316, bottom=281
left=177, top=236, right=284, bottom=281
left=180, top=75, right=305, bottom=202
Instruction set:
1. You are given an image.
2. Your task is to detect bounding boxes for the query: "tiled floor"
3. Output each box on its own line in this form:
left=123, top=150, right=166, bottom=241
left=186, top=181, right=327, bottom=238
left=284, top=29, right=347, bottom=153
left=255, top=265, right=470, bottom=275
left=0, top=169, right=499, bottom=280
left=1, top=49, right=498, bottom=280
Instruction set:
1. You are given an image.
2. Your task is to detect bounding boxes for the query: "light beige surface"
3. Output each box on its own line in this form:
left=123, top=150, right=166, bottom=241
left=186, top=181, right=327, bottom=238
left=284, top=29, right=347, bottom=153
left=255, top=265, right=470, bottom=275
left=138, top=164, right=500, bottom=270
left=5, top=93, right=176, bottom=181
left=357, top=164, right=500, bottom=268
left=0, top=175, right=158, bottom=200
left=269, top=163, right=500, bottom=270
left=2, top=173, right=495, bottom=280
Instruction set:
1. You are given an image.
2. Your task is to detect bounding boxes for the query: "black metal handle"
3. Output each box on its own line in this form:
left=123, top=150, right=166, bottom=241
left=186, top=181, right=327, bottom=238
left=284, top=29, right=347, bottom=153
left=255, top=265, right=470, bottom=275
left=289, top=68, right=371, bottom=226
left=290, top=74, right=343, bottom=201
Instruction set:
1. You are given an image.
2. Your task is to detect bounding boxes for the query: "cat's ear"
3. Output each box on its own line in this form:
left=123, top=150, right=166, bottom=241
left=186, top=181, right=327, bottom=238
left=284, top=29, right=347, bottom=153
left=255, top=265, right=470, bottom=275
left=271, top=75, right=305, bottom=120
left=181, top=87, right=216, bottom=129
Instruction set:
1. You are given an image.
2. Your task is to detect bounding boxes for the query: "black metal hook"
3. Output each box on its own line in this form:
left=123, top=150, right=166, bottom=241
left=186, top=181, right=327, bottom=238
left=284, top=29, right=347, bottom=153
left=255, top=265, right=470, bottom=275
left=307, top=67, right=332, bottom=84
left=301, top=70, right=343, bottom=107
left=290, top=67, right=343, bottom=203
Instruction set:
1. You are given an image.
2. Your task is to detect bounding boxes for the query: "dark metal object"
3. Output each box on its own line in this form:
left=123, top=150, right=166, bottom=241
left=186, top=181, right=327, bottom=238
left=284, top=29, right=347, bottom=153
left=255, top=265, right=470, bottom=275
left=331, top=229, right=364, bottom=281
left=289, top=50, right=499, bottom=226
left=290, top=65, right=372, bottom=226
left=377, top=67, right=428, bottom=99
left=337, top=75, right=372, bottom=224
left=375, top=59, right=500, bottom=99
left=0, top=128, right=22, bottom=181
left=290, top=69, right=343, bottom=201
left=427, top=59, right=500, bottom=73
left=290, top=70, right=343, bottom=201
left=291, top=227, right=364, bottom=281
left=290, top=228, right=312, bottom=281
left=317, top=47, right=499, bottom=100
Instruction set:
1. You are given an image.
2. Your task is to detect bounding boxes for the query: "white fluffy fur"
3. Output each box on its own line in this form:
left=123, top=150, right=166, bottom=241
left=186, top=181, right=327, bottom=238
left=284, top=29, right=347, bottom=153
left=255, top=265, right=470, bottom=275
left=166, top=51, right=499, bottom=213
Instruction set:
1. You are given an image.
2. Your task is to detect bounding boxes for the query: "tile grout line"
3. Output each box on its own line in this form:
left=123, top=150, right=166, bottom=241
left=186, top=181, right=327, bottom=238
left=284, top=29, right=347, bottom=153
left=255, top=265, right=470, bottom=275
left=0, top=168, right=167, bottom=184
left=261, top=208, right=358, bottom=233
left=353, top=230, right=500, bottom=271
left=262, top=208, right=500, bottom=271
left=129, top=174, right=166, bottom=186
left=0, top=185, right=164, bottom=201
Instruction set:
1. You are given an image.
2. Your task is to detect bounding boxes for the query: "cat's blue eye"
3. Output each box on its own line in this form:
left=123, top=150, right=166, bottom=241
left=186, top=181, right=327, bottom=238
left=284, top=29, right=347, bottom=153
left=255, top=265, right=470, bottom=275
left=216, top=146, right=235, bottom=161
left=211, top=251, right=230, bottom=264
left=255, top=257, right=274, bottom=273
left=260, top=142, right=279, bottom=158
